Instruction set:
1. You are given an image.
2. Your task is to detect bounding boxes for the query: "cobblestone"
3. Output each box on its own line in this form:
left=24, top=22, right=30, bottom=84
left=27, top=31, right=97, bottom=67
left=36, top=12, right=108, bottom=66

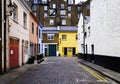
left=0, top=57, right=117, bottom=84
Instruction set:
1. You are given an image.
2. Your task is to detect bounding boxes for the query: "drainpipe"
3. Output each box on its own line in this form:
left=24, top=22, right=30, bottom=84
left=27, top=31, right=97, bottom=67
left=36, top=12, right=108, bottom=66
left=0, top=0, right=5, bottom=74
left=4, top=0, right=10, bottom=72
left=83, top=15, right=86, bottom=60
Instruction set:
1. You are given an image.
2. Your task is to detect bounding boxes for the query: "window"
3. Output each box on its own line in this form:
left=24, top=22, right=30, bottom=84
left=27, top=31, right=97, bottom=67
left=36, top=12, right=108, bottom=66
left=68, top=0, right=74, bottom=4
left=44, top=13, right=47, bottom=18
left=68, top=13, right=71, bottom=17
left=61, top=4, right=64, bottom=9
left=60, top=10, right=66, bottom=15
left=68, top=6, right=71, bottom=11
left=47, top=34, right=54, bottom=40
left=23, top=12, right=27, bottom=28
left=78, top=7, right=81, bottom=11
left=53, top=4, right=56, bottom=9
left=62, top=35, right=66, bottom=40
left=32, top=5, right=37, bottom=10
left=34, top=0, right=38, bottom=4
left=39, top=29, right=41, bottom=38
left=42, top=0, right=47, bottom=3
left=44, top=6, right=47, bottom=10
left=32, top=23, right=34, bottom=34
left=13, top=3, right=18, bottom=21
left=62, top=19, right=66, bottom=25
left=88, top=26, right=91, bottom=36
left=36, top=27, right=38, bottom=36
left=50, top=19, right=54, bottom=25
left=86, top=4, right=90, bottom=9
left=50, top=9, right=56, bottom=15
left=78, top=14, right=80, bottom=18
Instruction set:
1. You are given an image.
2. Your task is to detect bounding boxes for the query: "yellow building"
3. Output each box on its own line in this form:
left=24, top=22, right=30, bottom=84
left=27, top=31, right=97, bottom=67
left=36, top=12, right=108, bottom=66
left=59, top=26, right=78, bottom=57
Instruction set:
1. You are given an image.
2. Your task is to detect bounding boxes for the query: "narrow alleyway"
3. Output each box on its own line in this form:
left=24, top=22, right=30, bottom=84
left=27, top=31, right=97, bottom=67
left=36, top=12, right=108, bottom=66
left=0, top=57, right=117, bottom=84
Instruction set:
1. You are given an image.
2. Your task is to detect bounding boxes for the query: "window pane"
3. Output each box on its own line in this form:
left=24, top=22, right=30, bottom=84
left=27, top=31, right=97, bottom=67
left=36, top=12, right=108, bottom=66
left=60, top=10, right=66, bottom=15
left=23, top=12, right=27, bottom=28
left=47, top=34, right=54, bottom=40
left=68, top=0, right=74, bottom=4
left=53, top=4, right=56, bottom=9
left=44, top=6, right=47, bottom=10
left=62, top=19, right=66, bottom=25
left=68, top=6, right=71, bottom=11
left=61, top=4, right=64, bottom=9
left=50, top=19, right=54, bottom=25
left=62, top=35, right=66, bottom=40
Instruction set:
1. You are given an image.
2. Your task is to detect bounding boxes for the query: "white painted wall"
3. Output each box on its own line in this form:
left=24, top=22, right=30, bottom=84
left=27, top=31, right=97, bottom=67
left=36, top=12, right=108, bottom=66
left=90, top=0, right=120, bottom=57
left=38, top=26, right=43, bottom=54
left=78, top=13, right=84, bottom=53
left=9, top=0, right=30, bottom=66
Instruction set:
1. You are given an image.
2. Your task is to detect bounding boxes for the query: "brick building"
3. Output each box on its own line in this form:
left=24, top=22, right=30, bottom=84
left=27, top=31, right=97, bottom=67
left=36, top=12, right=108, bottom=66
left=25, top=0, right=81, bottom=27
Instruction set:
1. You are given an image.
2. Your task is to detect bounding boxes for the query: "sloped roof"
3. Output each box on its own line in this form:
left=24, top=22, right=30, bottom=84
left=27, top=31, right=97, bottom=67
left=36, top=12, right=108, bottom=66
left=60, top=26, right=77, bottom=32
left=42, top=27, right=58, bottom=33
left=42, top=26, right=77, bottom=33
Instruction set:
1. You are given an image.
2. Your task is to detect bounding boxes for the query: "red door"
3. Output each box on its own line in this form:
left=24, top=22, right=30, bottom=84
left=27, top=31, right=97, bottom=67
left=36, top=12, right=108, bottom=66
left=9, top=38, right=19, bottom=69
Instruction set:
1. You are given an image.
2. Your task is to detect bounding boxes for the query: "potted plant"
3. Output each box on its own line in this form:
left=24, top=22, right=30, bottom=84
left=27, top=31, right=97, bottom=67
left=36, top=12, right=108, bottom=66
left=37, top=54, right=44, bottom=64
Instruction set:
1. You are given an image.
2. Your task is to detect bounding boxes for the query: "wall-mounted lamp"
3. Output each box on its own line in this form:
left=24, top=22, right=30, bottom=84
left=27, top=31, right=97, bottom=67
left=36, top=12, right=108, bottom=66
left=7, top=0, right=14, bottom=16
left=59, top=38, right=61, bottom=44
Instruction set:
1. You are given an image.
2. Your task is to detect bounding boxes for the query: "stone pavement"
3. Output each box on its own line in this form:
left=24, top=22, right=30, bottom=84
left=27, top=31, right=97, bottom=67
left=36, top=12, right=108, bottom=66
left=77, top=58, right=120, bottom=84
left=0, top=57, right=120, bottom=84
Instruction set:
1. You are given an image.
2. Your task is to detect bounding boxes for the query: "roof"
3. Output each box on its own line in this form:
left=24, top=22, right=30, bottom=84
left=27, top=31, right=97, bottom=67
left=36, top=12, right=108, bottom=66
left=42, top=27, right=59, bottom=33
left=42, top=26, right=77, bottom=33
left=60, top=26, right=77, bottom=32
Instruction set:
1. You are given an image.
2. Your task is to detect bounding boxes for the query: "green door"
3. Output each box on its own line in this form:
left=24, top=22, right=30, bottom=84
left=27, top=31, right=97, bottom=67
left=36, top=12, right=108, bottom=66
left=49, top=45, right=56, bottom=56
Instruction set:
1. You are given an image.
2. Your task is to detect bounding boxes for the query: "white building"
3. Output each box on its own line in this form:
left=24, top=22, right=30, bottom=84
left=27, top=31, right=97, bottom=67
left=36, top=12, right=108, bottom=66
left=78, top=0, right=120, bottom=72
left=78, top=13, right=84, bottom=53
left=90, top=0, right=120, bottom=57
left=9, top=0, right=31, bottom=69
left=38, top=24, right=43, bottom=54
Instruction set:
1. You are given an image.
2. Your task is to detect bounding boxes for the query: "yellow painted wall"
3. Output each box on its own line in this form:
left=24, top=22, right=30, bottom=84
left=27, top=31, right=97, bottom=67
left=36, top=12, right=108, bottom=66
left=59, top=32, right=78, bottom=57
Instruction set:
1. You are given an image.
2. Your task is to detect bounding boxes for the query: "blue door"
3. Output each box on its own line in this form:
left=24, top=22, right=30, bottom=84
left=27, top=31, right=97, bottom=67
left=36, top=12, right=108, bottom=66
left=49, top=45, right=56, bottom=56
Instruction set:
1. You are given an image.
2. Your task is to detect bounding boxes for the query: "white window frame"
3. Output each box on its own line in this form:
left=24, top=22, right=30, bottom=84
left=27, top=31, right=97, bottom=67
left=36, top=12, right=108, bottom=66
left=60, top=10, right=66, bottom=15
left=23, top=12, right=27, bottom=28
left=32, top=5, right=37, bottom=10
left=50, top=19, right=54, bottom=25
left=62, top=34, right=67, bottom=40
left=53, top=4, right=56, bottom=9
left=44, top=13, right=47, bottom=18
left=47, top=34, right=55, bottom=40
left=68, top=0, right=74, bottom=4
left=44, top=6, right=47, bottom=10
left=78, top=7, right=81, bottom=11
left=62, top=19, right=66, bottom=25
left=13, top=3, right=18, bottom=21
left=68, top=13, right=71, bottom=17
left=34, top=0, right=38, bottom=4
left=68, top=6, right=71, bottom=11
left=61, top=4, right=64, bottom=9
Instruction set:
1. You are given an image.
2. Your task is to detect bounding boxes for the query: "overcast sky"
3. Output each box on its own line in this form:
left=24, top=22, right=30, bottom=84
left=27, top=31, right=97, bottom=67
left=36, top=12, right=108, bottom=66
left=75, top=0, right=87, bottom=4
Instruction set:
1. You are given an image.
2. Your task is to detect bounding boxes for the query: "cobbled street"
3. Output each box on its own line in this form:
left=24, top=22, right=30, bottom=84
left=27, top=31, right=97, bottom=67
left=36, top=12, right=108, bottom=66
left=0, top=57, right=117, bottom=84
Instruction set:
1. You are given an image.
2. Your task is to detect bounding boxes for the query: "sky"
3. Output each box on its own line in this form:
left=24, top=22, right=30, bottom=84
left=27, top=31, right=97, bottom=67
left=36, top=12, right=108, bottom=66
left=75, top=0, right=87, bottom=4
